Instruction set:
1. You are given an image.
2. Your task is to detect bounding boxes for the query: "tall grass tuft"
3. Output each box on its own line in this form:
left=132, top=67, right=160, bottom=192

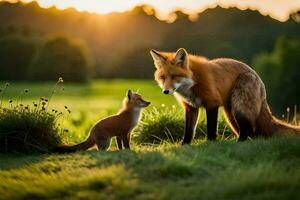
left=0, top=78, right=67, bottom=153
left=133, top=106, right=233, bottom=144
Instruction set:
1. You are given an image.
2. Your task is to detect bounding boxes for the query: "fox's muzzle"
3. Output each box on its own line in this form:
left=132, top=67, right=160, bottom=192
left=162, top=88, right=175, bottom=95
left=141, top=101, right=151, bottom=107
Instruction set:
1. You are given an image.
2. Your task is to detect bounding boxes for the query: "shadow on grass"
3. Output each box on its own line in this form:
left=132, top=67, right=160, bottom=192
left=0, top=153, right=51, bottom=170
left=1, top=136, right=300, bottom=200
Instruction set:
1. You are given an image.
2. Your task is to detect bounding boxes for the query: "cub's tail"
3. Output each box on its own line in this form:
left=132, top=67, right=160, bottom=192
left=54, top=136, right=95, bottom=153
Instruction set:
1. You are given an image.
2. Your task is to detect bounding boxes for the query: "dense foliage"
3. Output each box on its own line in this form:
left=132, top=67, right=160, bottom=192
left=253, top=37, right=300, bottom=113
left=29, top=34, right=94, bottom=82
left=0, top=35, right=36, bottom=80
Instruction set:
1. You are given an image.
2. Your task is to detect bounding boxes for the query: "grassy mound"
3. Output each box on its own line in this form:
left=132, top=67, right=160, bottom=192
left=0, top=81, right=66, bottom=153
left=133, top=106, right=233, bottom=144
left=0, top=104, right=62, bottom=153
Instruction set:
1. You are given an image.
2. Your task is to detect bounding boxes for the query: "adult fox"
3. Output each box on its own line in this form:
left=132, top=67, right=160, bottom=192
left=150, top=48, right=300, bottom=144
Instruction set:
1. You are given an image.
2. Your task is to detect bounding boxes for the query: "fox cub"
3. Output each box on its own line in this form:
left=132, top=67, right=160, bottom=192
left=55, top=90, right=150, bottom=152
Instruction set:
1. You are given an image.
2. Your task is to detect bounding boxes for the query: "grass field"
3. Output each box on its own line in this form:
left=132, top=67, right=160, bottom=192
left=0, top=80, right=299, bottom=200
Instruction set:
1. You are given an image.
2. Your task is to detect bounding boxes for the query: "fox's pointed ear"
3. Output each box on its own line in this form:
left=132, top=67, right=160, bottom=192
left=150, top=49, right=166, bottom=66
left=127, top=89, right=133, bottom=101
left=174, top=48, right=189, bottom=68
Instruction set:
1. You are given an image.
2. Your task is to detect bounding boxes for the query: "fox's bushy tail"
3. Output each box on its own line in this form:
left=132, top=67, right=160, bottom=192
left=256, top=100, right=300, bottom=136
left=54, top=136, right=95, bottom=153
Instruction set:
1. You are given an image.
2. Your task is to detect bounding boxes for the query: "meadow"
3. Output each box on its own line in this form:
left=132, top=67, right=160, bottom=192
left=0, top=80, right=299, bottom=200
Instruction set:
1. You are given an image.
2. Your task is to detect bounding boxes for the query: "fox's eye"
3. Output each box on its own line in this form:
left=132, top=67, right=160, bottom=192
left=171, top=75, right=181, bottom=80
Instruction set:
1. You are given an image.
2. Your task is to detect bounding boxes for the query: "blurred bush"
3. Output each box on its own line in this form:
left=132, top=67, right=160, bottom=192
left=0, top=35, right=37, bottom=80
left=253, top=37, right=300, bottom=114
left=28, top=34, right=94, bottom=82
left=110, top=45, right=155, bottom=79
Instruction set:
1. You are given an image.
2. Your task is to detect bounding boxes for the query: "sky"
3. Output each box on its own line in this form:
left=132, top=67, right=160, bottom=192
left=4, top=0, right=300, bottom=21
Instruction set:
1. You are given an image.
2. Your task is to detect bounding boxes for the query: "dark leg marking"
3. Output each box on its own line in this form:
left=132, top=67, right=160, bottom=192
left=235, top=113, right=253, bottom=141
left=182, top=104, right=199, bottom=145
left=206, top=107, right=219, bottom=141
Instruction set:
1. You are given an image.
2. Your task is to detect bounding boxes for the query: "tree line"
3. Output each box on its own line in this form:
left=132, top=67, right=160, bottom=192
left=0, top=1, right=299, bottom=112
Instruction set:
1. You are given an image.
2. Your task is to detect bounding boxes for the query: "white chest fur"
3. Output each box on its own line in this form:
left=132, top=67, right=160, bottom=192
left=174, top=77, right=202, bottom=108
left=132, top=108, right=142, bottom=126
left=175, top=89, right=202, bottom=108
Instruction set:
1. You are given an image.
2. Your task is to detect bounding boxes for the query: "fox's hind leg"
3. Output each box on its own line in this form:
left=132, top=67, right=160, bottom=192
left=230, top=72, right=264, bottom=141
left=224, top=105, right=239, bottom=137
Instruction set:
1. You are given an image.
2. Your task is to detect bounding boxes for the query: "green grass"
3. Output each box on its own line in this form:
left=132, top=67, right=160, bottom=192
left=0, top=137, right=299, bottom=200
left=1, top=80, right=178, bottom=143
left=0, top=80, right=299, bottom=200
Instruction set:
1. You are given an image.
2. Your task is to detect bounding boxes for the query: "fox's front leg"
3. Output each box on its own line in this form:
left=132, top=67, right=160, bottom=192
left=116, top=136, right=123, bottom=150
left=182, top=104, right=199, bottom=145
left=206, top=107, right=219, bottom=140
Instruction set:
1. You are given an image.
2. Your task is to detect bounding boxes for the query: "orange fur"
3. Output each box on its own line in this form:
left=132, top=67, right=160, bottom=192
left=151, top=48, right=299, bottom=140
left=55, top=90, right=150, bottom=152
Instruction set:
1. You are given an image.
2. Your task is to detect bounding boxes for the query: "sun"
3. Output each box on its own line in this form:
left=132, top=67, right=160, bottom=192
left=36, top=0, right=139, bottom=14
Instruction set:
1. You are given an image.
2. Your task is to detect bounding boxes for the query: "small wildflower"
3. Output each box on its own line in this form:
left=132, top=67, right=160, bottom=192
left=58, top=77, right=64, bottom=83
left=172, top=105, right=176, bottom=109
left=282, top=114, right=285, bottom=118
left=161, top=104, right=165, bottom=107
left=287, top=107, right=290, bottom=112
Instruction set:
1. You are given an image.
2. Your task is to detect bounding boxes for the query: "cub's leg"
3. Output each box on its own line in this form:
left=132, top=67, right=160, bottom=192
left=95, top=137, right=111, bottom=151
left=230, top=72, right=264, bottom=141
left=121, top=134, right=131, bottom=149
left=116, top=136, right=123, bottom=150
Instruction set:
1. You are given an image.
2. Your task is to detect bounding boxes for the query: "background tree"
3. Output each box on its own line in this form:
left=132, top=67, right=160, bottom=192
left=253, top=37, right=300, bottom=114
left=0, top=35, right=37, bottom=80
left=28, top=34, right=94, bottom=82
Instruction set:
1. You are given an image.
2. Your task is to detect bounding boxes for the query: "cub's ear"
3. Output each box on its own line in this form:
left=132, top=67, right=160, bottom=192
left=174, top=48, right=189, bottom=68
left=150, top=49, right=166, bottom=66
left=127, top=89, right=133, bottom=101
